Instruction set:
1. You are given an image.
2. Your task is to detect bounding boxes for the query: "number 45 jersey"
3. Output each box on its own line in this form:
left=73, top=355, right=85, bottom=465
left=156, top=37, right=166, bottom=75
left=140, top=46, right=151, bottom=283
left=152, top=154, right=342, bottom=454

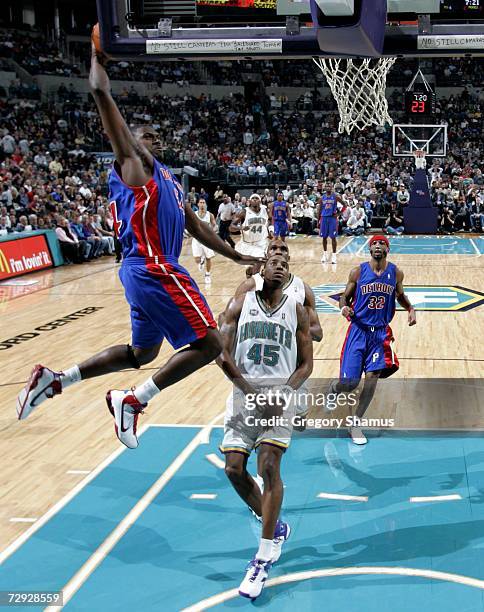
left=235, top=290, right=298, bottom=380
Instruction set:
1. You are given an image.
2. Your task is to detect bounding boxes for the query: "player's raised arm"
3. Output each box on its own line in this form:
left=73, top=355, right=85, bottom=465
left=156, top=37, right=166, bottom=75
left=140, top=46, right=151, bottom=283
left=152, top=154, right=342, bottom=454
left=89, top=43, right=151, bottom=184
left=303, top=282, right=323, bottom=342
left=185, top=203, right=264, bottom=266
left=396, top=268, right=416, bottom=326
left=339, top=266, right=360, bottom=318
left=216, top=296, right=257, bottom=395
left=285, top=303, right=313, bottom=390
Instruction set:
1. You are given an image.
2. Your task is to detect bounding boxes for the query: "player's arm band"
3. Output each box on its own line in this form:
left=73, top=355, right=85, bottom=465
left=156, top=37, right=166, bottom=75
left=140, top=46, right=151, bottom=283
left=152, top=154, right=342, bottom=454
left=126, top=344, right=141, bottom=369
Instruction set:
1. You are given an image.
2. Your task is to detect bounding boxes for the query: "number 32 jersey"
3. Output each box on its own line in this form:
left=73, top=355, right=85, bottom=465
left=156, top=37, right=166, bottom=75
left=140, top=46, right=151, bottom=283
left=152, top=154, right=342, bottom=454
left=235, top=290, right=298, bottom=380
left=352, top=262, right=397, bottom=327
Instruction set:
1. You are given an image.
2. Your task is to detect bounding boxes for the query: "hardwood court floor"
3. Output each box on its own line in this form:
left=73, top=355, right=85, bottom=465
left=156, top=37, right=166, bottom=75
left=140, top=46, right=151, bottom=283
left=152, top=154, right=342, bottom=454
left=0, top=236, right=482, bottom=548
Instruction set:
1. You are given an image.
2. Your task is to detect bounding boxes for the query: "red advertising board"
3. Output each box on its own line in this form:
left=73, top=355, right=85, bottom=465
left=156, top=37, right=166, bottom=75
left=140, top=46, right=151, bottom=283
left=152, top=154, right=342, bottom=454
left=0, top=235, right=53, bottom=280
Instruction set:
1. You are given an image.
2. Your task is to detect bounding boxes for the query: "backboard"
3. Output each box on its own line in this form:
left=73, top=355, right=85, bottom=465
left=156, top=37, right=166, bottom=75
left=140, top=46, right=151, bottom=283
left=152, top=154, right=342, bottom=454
left=97, top=0, right=484, bottom=60
left=392, top=124, right=448, bottom=158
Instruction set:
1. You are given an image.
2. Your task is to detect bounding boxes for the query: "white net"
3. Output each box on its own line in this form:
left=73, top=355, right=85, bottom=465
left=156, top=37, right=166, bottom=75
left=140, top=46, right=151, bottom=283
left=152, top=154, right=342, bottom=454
left=313, top=57, right=397, bottom=135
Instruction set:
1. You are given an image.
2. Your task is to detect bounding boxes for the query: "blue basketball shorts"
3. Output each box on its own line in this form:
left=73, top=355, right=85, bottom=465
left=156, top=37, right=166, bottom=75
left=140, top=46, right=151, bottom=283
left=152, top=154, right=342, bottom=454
left=340, top=323, right=399, bottom=381
left=274, top=220, right=288, bottom=237
left=119, top=258, right=216, bottom=350
left=320, top=217, right=338, bottom=238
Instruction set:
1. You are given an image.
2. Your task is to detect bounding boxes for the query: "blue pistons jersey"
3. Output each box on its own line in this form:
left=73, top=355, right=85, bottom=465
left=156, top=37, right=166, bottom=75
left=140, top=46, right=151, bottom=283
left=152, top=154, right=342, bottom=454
left=108, top=158, right=185, bottom=261
left=273, top=201, right=288, bottom=222
left=108, top=158, right=216, bottom=350
left=320, top=194, right=338, bottom=217
left=352, top=262, right=397, bottom=327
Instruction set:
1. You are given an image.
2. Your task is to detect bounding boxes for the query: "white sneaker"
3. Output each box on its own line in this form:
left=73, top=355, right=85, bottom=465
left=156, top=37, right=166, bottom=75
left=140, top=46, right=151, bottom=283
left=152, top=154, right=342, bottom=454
left=271, top=520, right=291, bottom=563
left=106, top=389, right=146, bottom=449
left=204, top=272, right=211, bottom=284
left=321, top=252, right=328, bottom=263
left=17, top=365, right=62, bottom=420
left=239, top=558, right=271, bottom=600
left=350, top=426, right=367, bottom=445
left=331, top=253, right=337, bottom=264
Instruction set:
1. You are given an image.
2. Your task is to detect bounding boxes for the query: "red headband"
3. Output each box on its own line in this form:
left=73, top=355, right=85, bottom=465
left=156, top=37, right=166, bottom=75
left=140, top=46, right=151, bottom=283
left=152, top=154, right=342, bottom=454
left=369, top=235, right=390, bottom=249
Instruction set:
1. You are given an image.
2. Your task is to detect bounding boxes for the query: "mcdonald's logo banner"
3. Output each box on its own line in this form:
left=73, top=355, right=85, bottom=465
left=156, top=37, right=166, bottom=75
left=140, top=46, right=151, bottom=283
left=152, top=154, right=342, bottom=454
left=0, top=235, right=53, bottom=280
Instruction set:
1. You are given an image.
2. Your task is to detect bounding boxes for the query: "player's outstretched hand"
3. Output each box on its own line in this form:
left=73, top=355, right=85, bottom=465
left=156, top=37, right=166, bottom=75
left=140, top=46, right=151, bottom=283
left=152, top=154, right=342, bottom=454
left=408, top=307, right=417, bottom=326
left=234, top=253, right=266, bottom=266
left=91, top=25, right=111, bottom=65
left=341, top=306, right=354, bottom=319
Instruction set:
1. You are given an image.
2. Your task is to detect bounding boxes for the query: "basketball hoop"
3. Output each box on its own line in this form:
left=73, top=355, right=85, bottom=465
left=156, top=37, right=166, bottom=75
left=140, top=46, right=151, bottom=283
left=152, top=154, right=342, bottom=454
left=313, top=56, right=396, bottom=135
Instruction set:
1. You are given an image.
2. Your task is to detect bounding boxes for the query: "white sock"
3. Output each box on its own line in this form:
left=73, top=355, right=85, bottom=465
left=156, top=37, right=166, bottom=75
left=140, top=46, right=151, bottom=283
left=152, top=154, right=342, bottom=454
left=61, top=365, right=81, bottom=389
left=256, top=538, right=273, bottom=562
left=254, top=473, right=264, bottom=493
left=133, top=376, right=160, bottom=404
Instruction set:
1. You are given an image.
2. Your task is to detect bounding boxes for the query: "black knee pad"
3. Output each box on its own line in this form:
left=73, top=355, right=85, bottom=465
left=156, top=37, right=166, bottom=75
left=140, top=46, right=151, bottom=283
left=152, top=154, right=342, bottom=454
left=126, top=344, right=141, bottom=369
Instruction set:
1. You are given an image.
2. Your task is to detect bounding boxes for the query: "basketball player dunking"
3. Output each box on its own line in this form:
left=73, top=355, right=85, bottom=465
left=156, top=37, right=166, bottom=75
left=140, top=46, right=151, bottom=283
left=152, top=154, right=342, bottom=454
left=16, top=41, right=262, bottom=447
left=269, top=191, right=291, bottom=241
left=335, top=235, right=416, bottom=444
left=316, top=183, right=343, bottom=264
left=217, top=254, right=313, bottom=600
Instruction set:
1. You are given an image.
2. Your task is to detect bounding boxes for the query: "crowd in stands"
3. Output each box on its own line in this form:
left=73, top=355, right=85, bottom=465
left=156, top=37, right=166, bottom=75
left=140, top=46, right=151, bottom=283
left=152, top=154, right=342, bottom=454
left=0, top=39, right=482, bottom=261
left=0, top=29, right=81, bottom=77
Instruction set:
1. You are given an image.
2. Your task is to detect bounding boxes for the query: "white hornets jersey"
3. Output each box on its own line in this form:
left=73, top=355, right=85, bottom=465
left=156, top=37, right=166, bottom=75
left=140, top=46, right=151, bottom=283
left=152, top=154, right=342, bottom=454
left=253, top=273, right=305, bottom=305
left=197, top=210, right=211, bottom=224
left=242, top=207, right=269, bottom=244
left=234, top=290, right=298, bottom=380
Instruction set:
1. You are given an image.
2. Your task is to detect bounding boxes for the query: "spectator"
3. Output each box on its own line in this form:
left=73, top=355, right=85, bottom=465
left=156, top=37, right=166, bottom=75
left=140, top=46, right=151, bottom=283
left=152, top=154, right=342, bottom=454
left=55, top=217, right=84, bottom=263
left=343, top=205, right=366, bottom=236
left=440, top=206, right=455, bottom=234
left=385, top=204, right=404, bottom=235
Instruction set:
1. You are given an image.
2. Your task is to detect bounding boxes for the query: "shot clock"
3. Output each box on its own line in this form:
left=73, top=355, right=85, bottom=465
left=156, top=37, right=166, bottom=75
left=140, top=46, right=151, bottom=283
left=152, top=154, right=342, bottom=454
left=404, top=91, right=436, bottom=116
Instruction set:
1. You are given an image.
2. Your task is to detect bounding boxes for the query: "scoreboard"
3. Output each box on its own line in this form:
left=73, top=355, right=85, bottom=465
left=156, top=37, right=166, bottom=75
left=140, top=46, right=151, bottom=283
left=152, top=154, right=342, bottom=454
left=404, top=91, right=436, bottom=116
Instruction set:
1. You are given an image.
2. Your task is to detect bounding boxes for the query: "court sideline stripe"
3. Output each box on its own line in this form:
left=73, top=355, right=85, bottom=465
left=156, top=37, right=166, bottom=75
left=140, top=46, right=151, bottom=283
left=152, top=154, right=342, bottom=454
left=181, top=566, right=484, bottom=611
left=336, top=236, right=354, bottom=254
left=469, top=239, right=481, bottom=256
left=0, top=425, right=148, bottom=564
left=356, top=237, right=371, bottom=254
left=45, top=410, right=225, bottom=611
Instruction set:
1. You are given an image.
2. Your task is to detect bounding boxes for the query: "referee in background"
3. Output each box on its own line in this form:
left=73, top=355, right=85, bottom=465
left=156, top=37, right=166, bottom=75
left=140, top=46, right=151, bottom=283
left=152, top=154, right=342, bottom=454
left=218, top=194, right=236, bottom=248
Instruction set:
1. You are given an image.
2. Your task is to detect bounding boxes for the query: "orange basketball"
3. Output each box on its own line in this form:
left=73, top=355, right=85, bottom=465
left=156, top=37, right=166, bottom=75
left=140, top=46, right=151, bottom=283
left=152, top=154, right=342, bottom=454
left=91, top=23, right=102, bottom=54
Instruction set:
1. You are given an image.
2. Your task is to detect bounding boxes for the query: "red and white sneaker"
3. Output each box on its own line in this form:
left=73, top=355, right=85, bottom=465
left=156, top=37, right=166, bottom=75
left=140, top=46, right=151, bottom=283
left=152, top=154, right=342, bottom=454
left=17, top=365, right=62, bottom=420
left=106, top=389, right=146, bottom=449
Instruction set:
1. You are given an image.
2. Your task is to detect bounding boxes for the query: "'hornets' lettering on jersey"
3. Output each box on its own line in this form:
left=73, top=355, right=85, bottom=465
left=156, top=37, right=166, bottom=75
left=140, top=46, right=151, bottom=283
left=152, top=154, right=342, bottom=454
left=360, top=282, right=394, bottom=295
left=248, top=216, right=265, bottom=226
left=238, top=320, right=292, bottom=349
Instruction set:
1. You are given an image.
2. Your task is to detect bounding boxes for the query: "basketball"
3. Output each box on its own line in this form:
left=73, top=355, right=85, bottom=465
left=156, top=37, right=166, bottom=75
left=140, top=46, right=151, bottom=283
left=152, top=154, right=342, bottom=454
left=91, top=23, right=102, bottom=54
